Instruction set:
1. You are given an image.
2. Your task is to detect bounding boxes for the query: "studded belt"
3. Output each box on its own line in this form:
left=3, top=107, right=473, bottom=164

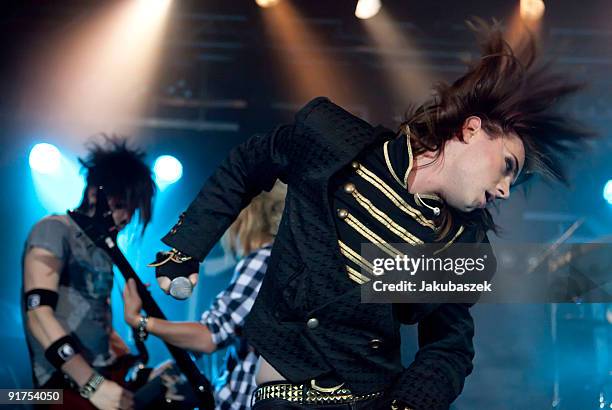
left=252, top=380, right=383, bottom=405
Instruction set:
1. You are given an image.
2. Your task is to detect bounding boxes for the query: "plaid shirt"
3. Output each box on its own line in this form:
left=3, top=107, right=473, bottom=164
left=200, top=244, right=271, bottom=410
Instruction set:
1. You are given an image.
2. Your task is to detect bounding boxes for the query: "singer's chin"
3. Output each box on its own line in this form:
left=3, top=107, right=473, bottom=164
left=169, top=276, right=193, bottom=300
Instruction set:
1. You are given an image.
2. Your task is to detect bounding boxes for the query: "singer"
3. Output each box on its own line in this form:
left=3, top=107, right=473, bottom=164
left=158, top=21, right=592, bottom=410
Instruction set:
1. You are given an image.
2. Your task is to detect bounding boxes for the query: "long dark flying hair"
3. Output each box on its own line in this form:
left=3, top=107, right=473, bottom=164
left=400, top=19, right=595, bottom=240
left=77, top=135, right=156, bottom=231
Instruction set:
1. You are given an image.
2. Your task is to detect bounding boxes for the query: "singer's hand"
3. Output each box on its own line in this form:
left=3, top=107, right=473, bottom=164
left=150, top=250, right=200, bottom=298
left=123, top=278, right=143, bottom=328
left=157, top=273, right=198, bottom=294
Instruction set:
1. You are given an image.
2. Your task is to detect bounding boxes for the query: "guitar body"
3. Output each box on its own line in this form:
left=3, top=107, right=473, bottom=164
left=47, top=355, right=138, bottom=410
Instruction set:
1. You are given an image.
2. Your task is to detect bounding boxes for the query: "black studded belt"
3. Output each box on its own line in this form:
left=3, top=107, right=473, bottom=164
left=252, top=379, right=383, bottom=406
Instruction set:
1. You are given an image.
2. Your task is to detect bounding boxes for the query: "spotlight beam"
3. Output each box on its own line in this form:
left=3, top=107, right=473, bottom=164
left=359, top=10, right=434, bottom=106
left=259, top=0, right=357, bottom=105
left=20, top=0, right=173, bottom=137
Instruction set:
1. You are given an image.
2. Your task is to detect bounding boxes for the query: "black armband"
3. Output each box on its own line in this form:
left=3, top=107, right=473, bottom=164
left=25, top=289, right=58, bottom=311
left=44, top=335, right=81, bottom=369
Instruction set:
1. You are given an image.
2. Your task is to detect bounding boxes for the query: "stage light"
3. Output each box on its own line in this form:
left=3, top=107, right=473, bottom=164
left=29, top=143, right=61, bottom=174
left=138, top=0, right=171, bottom=6
left=136, top=0, right=172, bottom=19
left=256, top=0, right=280, bottom=8
left=520, top=0, right=545, bottom=21
left=355, top=0, right=382, bottom=20
left=154, top=155, right=183, bottom=185
left=603, top=180, right=612, bottom=205
left=29, top=144, right=85, bottom=213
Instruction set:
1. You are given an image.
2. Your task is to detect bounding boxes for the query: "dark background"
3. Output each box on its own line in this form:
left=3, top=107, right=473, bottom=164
left=0, top=1, right=611, bottom=408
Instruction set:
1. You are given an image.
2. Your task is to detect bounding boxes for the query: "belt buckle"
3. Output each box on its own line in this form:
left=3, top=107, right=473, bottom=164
left=310, top=379, right=345, bottom=393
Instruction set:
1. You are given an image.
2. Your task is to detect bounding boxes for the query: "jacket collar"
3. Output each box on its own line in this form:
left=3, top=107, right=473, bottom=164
left=382, top=127, right=444, bottom=214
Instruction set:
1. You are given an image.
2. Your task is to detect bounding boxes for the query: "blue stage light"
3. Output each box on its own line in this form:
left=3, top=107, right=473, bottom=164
left=29, top=143, right=61, bottom=174
left=29, top=143, right=85, bottom=213
left=154, top=155, right=183, bottom=185
left=604, top=180, right=612, bottom=205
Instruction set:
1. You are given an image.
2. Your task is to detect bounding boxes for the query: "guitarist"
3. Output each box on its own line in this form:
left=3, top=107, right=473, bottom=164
left=22, top=137, right=155, bottom=409
left=123, top=182, right=286, bottom=410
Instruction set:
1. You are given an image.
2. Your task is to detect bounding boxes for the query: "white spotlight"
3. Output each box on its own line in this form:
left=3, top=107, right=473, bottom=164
left=154, top=155, right=183, bottom=185
left=256, top=0, right=280, bottom=8
left=355, top=0, right=381, bottom=20
left=603, top=180, right=612, bottom=205
left=520, top=0, right=545, bottom=21
left=29, top=143, right=61, bottom=174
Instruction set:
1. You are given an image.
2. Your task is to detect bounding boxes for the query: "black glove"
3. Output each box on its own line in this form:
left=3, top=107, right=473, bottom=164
left=388, top=399, right=415, bottom=410
left=149, top=249, right=199, bottom=300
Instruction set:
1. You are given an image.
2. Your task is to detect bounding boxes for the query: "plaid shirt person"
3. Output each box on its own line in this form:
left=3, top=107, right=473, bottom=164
left=200, top=244, right=271, bottom=410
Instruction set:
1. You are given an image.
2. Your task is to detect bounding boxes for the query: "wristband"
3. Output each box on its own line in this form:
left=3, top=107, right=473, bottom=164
left=79, top=371, right=105, bottom=399
left=136, top=315, right=149, bottom=342
left=44, top=335, right=81, bottom=369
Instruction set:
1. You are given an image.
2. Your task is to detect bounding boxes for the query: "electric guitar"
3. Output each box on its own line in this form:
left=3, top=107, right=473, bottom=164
left=66, top=187, right=215, bottom=409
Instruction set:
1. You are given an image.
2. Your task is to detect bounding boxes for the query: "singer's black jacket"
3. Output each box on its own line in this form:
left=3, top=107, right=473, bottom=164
left=162, top=97, right=494, bottom=410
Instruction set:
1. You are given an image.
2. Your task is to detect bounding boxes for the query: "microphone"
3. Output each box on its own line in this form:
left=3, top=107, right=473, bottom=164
left=168, top=276, right=193, bottom=300
left=150, top=249, right=199, bottom=300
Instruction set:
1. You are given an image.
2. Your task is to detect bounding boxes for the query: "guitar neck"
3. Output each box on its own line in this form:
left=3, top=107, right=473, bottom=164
left=104, top=244, right=213, bottom=405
